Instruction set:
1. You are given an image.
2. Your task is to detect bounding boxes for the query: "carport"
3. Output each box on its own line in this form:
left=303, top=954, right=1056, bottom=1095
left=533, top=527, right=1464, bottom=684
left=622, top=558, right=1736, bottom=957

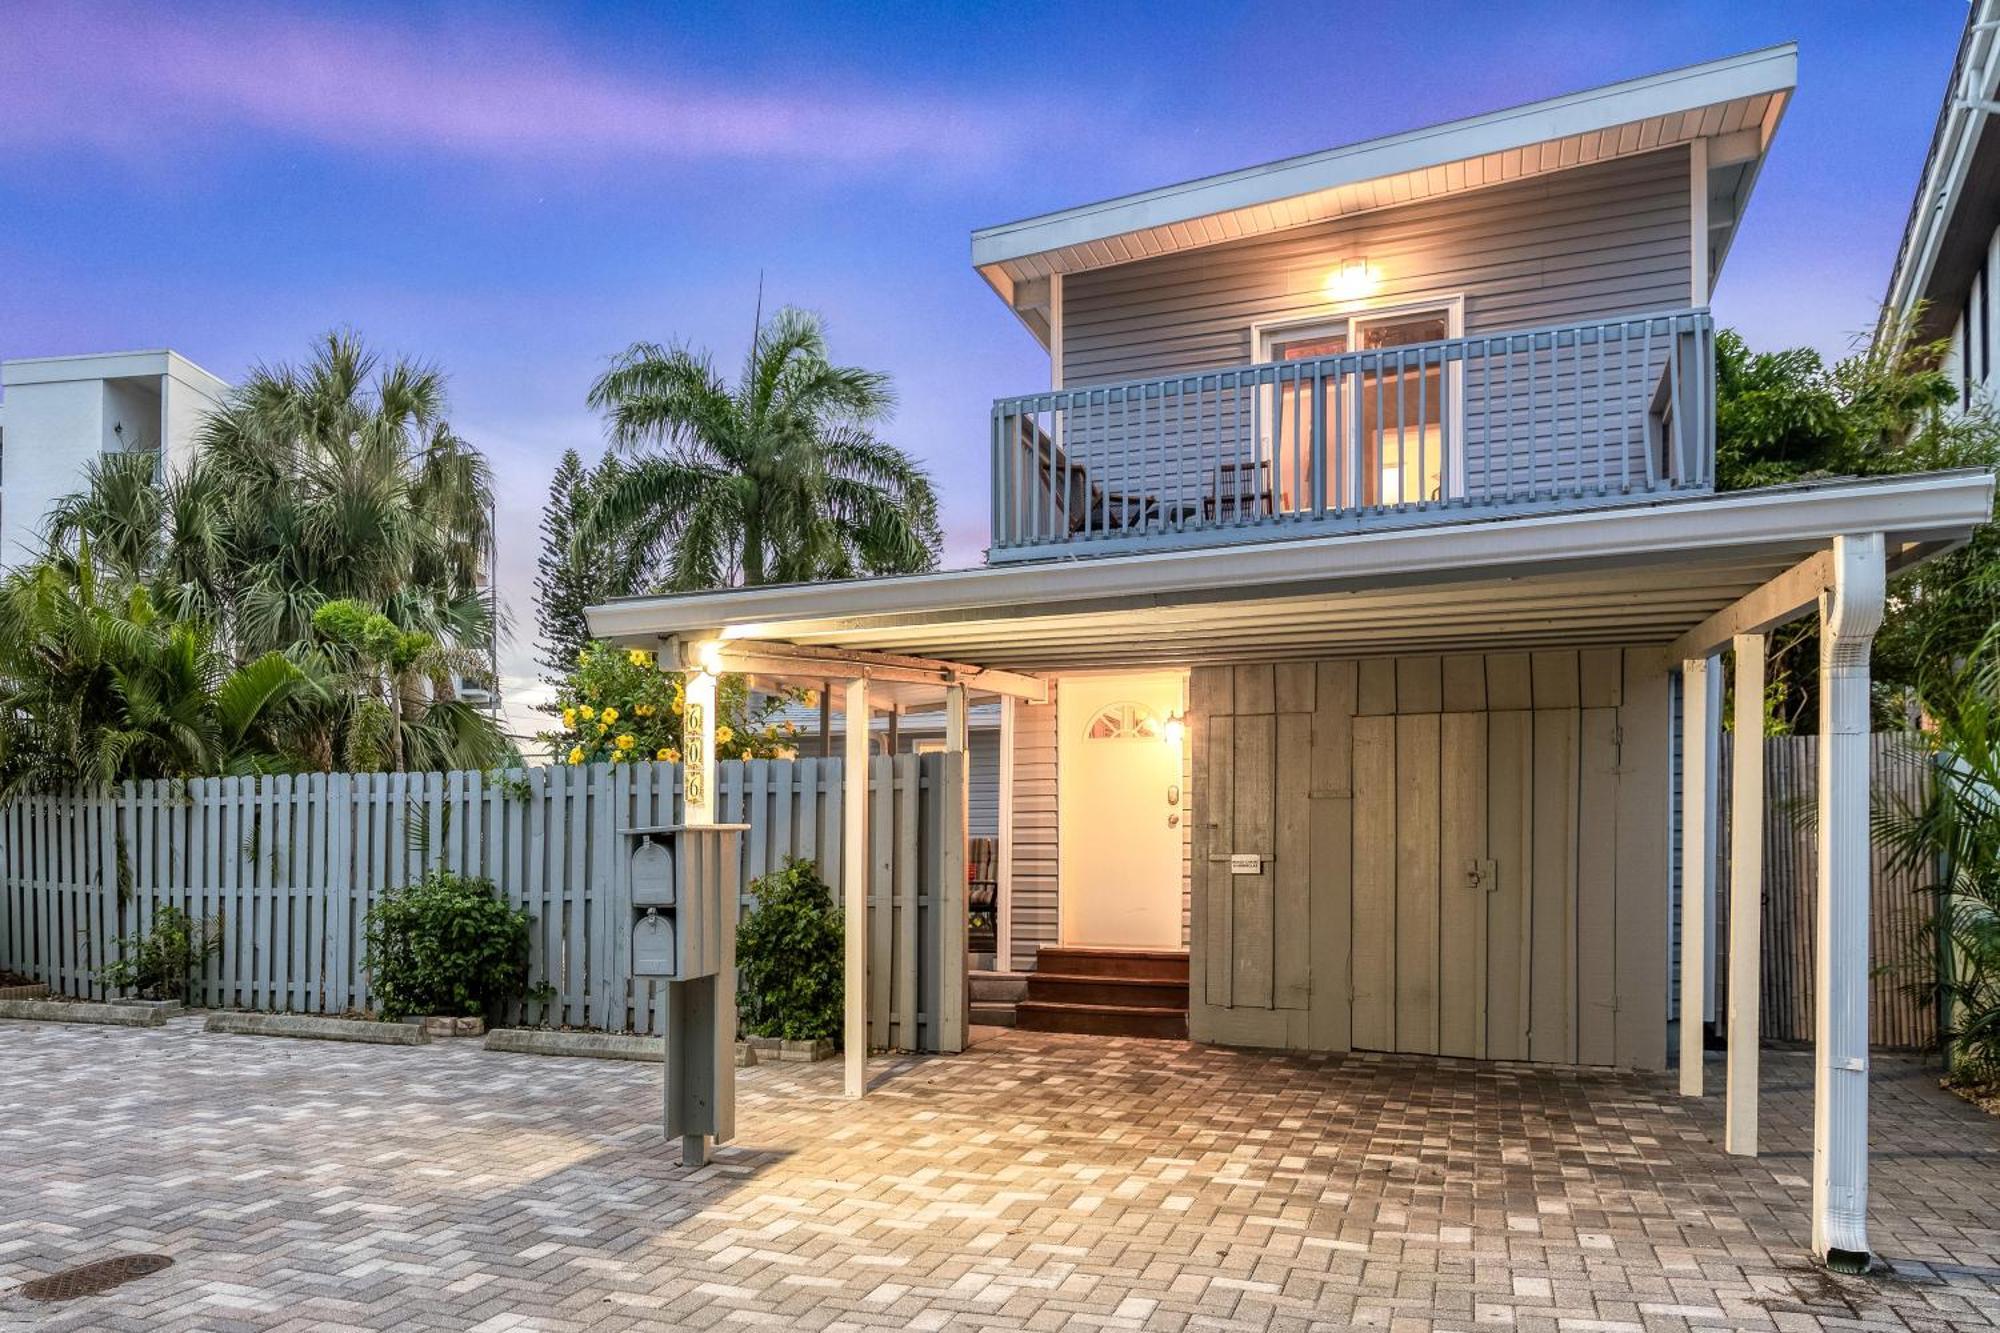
left=587, top=467, right=1994, bottom=1267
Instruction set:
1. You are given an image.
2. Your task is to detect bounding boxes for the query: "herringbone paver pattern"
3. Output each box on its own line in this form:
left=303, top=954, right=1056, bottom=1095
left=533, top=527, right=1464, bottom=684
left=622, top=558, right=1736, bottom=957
left=2, top=1019, right=1998, bottom=1331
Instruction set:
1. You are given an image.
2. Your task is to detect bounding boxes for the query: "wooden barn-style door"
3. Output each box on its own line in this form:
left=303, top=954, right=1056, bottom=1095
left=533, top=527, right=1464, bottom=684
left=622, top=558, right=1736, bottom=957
left=1190, top=652, right=1665, bottom=1067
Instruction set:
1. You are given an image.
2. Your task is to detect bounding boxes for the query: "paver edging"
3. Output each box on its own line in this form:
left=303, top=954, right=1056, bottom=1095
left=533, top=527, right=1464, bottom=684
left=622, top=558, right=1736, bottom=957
left=484, top=1027, right=758, bottom=1066
left=0, top=998, right=167, bottom=1027
left=204, top=1011, right=429, bottom=1045
left=0, top=982, right=51, bottom=1001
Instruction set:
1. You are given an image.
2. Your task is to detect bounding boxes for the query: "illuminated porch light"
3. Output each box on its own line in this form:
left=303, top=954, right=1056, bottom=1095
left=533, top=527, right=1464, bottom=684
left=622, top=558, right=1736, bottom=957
left=694, top=641, right=724, bottom=677
left=1163, top=711, right=1186, bottom=746
left=1323, top=258, right=1379, bottom=301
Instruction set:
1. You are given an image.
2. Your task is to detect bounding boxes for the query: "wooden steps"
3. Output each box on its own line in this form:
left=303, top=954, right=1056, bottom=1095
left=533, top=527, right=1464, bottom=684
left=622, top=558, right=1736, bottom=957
left=1016, top=948, right=1189, bottom=1040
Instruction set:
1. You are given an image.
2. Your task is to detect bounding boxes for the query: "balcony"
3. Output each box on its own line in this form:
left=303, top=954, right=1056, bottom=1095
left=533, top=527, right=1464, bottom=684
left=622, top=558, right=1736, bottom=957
left=988, top=308, right=1715, bottom=561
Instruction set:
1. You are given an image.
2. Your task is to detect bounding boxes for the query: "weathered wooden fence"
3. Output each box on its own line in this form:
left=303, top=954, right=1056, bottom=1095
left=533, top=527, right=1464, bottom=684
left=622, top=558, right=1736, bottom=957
left=1717, top=733, right=1937, bottom=1049
left=0, top=755, right=966, bottom=1049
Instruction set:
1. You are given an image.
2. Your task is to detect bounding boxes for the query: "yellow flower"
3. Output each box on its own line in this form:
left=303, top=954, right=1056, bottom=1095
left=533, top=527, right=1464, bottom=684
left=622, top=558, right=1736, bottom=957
left=802, top=689, right=819, bottom=708
left=579, top=704, right=596, bottom=721
left=562, top=706, right=577, bottom=728
left=664, top=747, right=681, bottom=763
left=634, top=703, right=654, bottom=718
left=610, top=749, right=625, bottom=762
left=716, top=725, right=734, bottom=745
left=627, top=648, right=652, bottom=667
left=566, top=746, right=584, bottom=765
left=601, top=706, right=619, bottom=725
left=671, top=700, right=683, bottom=716
left=616, top=733, right=636, bottom=751
left=656, top=747, right=671, bottom=761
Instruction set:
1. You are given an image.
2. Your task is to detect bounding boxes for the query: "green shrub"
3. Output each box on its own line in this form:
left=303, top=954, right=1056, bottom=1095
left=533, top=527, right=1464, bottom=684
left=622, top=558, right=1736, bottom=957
left=363, top=870, right=533, bottom=1021
left=100, top=904, right=221, bottom=1002
left=737, top=858, right=843, bottom=1042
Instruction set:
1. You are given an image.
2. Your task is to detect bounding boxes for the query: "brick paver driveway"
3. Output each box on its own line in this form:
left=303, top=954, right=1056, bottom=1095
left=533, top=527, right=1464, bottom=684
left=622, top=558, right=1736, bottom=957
left=3, top=1019, right=2000, bottom=1331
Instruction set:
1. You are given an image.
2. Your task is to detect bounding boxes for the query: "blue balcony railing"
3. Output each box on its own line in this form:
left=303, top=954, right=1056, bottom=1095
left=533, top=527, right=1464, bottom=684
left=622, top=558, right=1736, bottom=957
left=988, top=308, right=1714, bottom=560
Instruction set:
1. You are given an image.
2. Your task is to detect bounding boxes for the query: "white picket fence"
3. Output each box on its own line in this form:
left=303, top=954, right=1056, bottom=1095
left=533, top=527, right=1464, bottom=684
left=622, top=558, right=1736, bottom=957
left=0, top=755, right=966, bottom=1049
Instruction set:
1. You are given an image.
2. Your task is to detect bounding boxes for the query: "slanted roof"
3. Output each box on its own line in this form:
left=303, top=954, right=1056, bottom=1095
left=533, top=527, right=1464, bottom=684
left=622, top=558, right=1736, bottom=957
left=586, top=471, right=1991, bottom=673
left=974, top=44, right=1796, bottom=345
left=1884, top=0, right=2000, bottom=343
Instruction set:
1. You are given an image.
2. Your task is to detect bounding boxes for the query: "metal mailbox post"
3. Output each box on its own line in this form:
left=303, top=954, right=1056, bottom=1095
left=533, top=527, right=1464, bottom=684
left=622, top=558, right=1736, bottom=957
left=624, top=822, right=747, bottom=1167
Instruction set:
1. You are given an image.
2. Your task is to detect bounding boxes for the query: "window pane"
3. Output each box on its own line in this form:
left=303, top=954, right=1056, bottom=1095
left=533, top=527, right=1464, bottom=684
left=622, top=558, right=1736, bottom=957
left=1358, top=312, right=1448, bottom=349
left=1274, top=333, right=1348, bottom=361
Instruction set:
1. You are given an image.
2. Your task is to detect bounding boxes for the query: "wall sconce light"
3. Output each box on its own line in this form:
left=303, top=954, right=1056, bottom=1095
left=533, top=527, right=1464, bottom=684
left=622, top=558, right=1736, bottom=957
left=1323, top=258, right=1379, bottom=301
left=694, top=641, right=724, bottom=677
left=1162, top=711, right=1186, bottom=747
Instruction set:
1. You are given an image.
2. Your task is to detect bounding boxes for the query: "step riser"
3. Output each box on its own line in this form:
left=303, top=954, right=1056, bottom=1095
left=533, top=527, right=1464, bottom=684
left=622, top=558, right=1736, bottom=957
left=1025, top=977, right=1189, bottom=1009
left=1016, top=1004, right=1187, bottom=1040
left=1034, top=948, right=1189, bottom=982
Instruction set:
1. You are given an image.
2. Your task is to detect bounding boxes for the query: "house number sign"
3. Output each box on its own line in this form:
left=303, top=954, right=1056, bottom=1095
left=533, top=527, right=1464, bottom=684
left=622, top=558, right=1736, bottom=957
left=685, top=701, right=707, bottom=807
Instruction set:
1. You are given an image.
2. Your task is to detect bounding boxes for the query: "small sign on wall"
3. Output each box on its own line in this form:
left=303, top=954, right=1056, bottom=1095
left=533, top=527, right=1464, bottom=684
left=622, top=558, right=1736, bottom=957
left=1229, top=853, right=1263, bottom=875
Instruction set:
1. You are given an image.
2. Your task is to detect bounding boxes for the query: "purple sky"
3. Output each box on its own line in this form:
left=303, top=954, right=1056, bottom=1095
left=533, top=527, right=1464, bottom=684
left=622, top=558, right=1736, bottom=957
left=0, top=1, right=1968, bottom=723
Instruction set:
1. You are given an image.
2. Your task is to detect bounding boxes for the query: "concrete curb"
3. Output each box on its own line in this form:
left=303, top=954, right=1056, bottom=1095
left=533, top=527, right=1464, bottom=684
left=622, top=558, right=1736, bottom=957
left=0, top=998, right=167, bottom=1027
left=483, top=1028, right=663, bottom=1062
left=205, top=1012, right=429, bottom=1045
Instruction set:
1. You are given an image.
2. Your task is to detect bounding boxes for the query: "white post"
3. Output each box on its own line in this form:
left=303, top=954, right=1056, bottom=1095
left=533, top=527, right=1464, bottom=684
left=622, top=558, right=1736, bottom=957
left=1813, top=533, right=1884, bottom=1269
left=995, top=695, right=1017, bottom=973
left=682, top=648, right=718, bottom=829
left=842, top=676, right=870, bottom=1099
left=1679, top=654, right=1721, bottom=1096
left=1726, top=633, right=1766, bottom=1155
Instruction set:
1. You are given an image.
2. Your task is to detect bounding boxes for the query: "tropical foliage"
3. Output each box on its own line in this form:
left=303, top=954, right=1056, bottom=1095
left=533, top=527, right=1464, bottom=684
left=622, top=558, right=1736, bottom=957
left=533, top=448, right=646, bottom=685
left=581, top=307, right=942, bottom=591
left=542, top=644, right=799, bottom=766
left=0, top=550, right=307, bottom=794
left=20, top=332, right=509, bottom=783
left=1876, top=627, right=2000, bottom=1077
left=99, top=905, right=223, bottom=1004
left=736, top=858, right=844, bottom=1043
left=362, top=869, right=534, bottom=1021
left=1714, top=318, right=2000, bottom=730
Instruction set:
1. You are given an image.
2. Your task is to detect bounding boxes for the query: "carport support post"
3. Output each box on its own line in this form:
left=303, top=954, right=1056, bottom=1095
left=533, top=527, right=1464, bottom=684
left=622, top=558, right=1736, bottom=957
left=1726, top=632, right=1765, bottom=1156
left=1813, top=532, right=1884, bottom=1270
left=1679, top=654, right=1720, bottom=1097
left=842, top=676, right=870, bottom=1098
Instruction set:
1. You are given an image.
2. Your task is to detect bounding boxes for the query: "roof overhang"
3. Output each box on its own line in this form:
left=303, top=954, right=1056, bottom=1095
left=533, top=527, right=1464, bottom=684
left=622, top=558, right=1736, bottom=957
left=586, top=471, right=1993, bottom=674
left=1884, top=0, right=2000, bottom=343
left=974, top=44, right=1796, bottom=345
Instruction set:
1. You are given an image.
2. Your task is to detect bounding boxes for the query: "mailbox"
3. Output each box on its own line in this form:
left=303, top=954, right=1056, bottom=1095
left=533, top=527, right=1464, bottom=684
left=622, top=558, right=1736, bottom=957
left=620, top=822, right=747, bottom=1167
left=632, top=908, right=676, bottom=976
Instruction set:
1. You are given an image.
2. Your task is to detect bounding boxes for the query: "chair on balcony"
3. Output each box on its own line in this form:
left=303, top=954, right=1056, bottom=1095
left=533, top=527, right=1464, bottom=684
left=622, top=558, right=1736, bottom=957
left=1015, top=417, right=1160, bottom=536
left=968, top=836, right=998, bottom=955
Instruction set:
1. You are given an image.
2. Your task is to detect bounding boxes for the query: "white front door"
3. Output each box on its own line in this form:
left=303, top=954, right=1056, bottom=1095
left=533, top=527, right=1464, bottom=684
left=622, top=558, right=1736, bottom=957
left=1057, top=671, right=1187, bottom=949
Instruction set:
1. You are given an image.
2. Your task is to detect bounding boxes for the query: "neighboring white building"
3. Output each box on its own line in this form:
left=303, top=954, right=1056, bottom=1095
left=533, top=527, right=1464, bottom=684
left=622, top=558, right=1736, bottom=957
left=1884, top=0, right=2000, bottom=408
left=0, top=349, right=228, bottom=568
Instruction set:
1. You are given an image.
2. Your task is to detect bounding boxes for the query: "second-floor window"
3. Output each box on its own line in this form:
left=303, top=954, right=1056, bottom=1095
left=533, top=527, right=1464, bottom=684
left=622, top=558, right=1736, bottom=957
left=1258, top=299, right=1462, bottom=513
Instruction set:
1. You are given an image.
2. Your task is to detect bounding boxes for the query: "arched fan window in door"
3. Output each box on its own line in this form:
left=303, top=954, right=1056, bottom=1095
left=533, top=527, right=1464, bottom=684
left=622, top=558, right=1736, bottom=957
left=1083, top=701, right=1163, bottom=741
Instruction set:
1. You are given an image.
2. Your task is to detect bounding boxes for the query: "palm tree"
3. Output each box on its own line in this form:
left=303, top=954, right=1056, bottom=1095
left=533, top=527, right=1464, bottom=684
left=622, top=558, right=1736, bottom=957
left=583, top=307, right=941, bottom=589
left=0, top=549, right=305, bottom=794
left=42, top=331, right=506, bottom=775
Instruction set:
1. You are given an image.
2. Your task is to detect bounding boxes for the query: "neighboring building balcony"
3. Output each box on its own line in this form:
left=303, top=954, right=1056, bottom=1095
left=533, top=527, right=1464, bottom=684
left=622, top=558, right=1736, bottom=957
left=987, top=308, right=1715, bottom=561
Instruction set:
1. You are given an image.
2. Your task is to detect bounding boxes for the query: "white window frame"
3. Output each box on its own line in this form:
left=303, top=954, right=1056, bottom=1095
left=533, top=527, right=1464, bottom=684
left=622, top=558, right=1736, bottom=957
left=1250, top=293, right=1467, bottom=509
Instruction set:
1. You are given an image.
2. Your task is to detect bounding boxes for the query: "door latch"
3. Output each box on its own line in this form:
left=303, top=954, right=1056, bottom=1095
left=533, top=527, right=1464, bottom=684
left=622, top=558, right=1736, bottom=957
left=1466, top=858, right=1499, bottom=893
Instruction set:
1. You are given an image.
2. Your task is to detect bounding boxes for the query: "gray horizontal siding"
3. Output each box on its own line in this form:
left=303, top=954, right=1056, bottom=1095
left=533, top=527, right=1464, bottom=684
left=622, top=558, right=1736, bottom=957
left=1007, top=697, right=1059, bottom=971
left=969, top=728, right=999, bottom=838
left=1061, top=146, right=1694, bottom=386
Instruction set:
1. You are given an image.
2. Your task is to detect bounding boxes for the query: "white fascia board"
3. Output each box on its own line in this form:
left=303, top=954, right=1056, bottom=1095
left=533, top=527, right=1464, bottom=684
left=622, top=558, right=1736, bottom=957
left=585, top=470, right=1992, bottom=645
left=972, top=44, right=1797, bottom=271
left=1884, top=0, right=2000, bottom=326
left=1, top=348, right=228, bottom=390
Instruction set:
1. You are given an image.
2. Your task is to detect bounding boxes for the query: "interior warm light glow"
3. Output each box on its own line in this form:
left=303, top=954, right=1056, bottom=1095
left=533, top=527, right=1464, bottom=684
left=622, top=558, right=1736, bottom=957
left=1163, top=712, right=1186, bottom=746
left=1323, top=259, right=1379, bottom=301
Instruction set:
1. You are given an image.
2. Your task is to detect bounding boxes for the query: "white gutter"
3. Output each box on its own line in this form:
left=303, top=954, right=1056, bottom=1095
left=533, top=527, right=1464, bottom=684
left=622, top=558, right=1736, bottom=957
left=586, top=471, right=1994, bottom=642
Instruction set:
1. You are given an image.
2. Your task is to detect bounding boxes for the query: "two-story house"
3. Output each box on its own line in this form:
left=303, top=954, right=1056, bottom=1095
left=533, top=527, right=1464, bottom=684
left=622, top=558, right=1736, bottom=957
left=591, top=46, right=1994, bottom=1269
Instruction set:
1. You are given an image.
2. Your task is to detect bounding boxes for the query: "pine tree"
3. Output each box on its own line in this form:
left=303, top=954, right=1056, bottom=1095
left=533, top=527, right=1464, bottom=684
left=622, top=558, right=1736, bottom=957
left=533, top=450, right=597, bottom=686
